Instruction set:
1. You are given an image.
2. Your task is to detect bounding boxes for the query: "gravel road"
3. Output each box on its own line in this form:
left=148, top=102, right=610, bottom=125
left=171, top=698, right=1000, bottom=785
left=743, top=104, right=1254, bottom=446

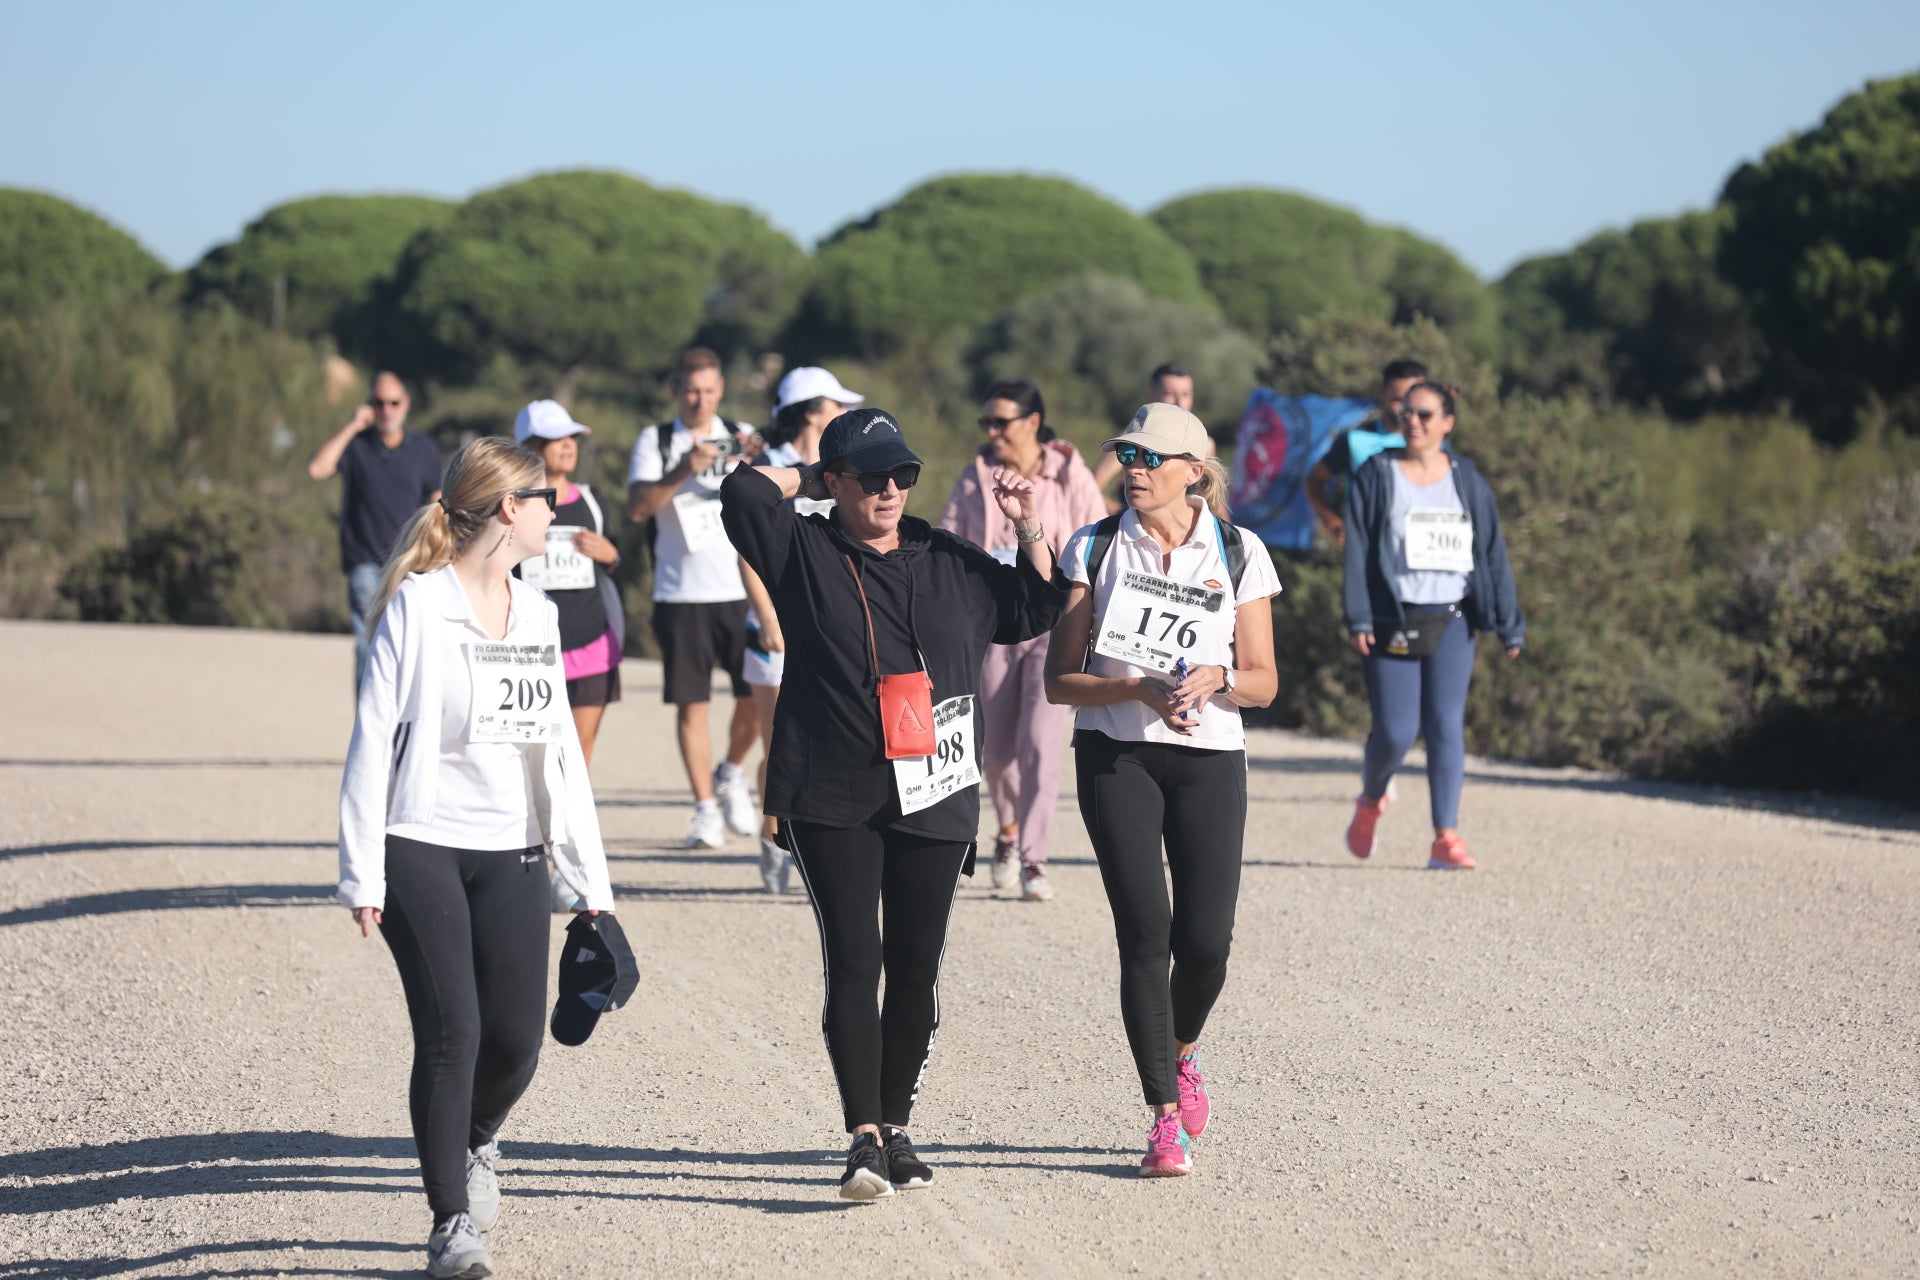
left=2, top=619, right=1916, bottom=1279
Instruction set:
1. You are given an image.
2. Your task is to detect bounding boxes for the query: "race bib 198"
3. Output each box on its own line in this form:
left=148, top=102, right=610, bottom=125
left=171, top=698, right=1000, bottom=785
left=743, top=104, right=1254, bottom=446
left=468, top=642, right=567, bottom=743
left=1404, top=509, right=1474, bottom=573
left=520, top=525, right=594, bottom=592
left=1093, top=570, right=1228, bottom=675
left=672, top=490, right=729, bottom=555
left=893, top=695, right=981, bottom=816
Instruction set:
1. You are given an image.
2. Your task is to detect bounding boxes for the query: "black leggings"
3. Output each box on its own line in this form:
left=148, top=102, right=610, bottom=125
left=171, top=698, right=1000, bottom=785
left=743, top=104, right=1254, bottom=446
left=1074, top=730, right=1247, bottom=1107
left=379, top=836, right=551, bottom=1218
left=786, top=820, right=971, bottom=1132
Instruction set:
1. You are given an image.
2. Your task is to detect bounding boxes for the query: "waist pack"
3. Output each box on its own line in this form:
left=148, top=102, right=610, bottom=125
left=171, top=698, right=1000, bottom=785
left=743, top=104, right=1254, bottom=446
left=1383, top=603, right=1461, bottom=659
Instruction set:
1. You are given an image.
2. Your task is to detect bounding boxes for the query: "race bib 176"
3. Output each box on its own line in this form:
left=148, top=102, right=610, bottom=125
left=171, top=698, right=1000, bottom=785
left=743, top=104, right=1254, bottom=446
left=1093, top=570, right=1228, bottom=675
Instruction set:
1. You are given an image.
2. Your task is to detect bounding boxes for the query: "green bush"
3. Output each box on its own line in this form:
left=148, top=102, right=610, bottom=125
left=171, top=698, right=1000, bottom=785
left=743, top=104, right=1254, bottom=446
left=185, top=194, right=456, bottom=348
left=387, top=170, right=808, bottom=386
left=0, top=188, right=168, bottom=313
left=1151, top=189, right=1495, bottom=350
left=1718, top=72, right=1920, bottom=438
left=798, top=174, right=1206, bottom=357
left=969, top=274, right=1263, bottom=435
left=1498, top=209, right=1762, bottom=414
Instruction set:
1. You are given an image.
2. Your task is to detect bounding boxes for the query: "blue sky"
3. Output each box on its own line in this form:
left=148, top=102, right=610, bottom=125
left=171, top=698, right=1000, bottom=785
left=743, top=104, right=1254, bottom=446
left=4, top=1, right=1916, bottom=279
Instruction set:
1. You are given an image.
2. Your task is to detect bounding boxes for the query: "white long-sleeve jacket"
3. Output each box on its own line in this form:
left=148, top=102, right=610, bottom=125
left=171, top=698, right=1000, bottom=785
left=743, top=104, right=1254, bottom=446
left=336, top=565, right=616, bottom=912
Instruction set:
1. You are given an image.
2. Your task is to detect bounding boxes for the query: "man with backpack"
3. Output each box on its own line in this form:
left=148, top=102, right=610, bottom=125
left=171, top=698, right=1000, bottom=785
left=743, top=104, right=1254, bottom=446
left=626, top=347, right=761, bottom=849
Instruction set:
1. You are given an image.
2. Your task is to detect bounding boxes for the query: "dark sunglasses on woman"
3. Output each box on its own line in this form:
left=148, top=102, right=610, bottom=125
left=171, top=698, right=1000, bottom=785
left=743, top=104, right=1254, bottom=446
left=1112, top=444, right=1190, bottom=471
left=511, top=487, right=559, bottom=512
left=843, top=465, right=920, bottom=495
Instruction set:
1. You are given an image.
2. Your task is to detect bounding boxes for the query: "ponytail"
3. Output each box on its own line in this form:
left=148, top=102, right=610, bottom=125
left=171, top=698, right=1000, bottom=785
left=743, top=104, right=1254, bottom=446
left=1188, top=456, right=1232, bottom=521
left=364, top=436, right=546, bottom=636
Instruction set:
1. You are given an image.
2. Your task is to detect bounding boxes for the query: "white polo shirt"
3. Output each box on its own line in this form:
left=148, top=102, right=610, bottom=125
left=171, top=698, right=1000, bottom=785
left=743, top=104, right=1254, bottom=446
left=628, top=417, right=753, bottom=603
left=1062, top=497, right=1283, bottom=751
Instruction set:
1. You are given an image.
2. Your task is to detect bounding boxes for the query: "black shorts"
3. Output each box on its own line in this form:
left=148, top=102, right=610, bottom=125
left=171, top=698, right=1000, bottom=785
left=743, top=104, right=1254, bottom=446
left=565, top=664, right=622, bottom=709
left=651, top=600, right=750, bottom=706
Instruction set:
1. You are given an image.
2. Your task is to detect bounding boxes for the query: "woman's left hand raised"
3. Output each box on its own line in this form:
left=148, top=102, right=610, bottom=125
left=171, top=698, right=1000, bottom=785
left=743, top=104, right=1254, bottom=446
left=990, top=468, right=1039, bottom=526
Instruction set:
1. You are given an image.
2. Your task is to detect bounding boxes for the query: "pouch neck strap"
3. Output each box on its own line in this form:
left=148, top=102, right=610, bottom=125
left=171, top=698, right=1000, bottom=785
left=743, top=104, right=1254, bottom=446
left=842, top=553, right=927, bottom=686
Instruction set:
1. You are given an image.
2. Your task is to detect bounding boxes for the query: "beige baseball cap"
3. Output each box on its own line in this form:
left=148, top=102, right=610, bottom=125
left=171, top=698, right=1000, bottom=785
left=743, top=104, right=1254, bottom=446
left=1101, top=402, right=1210, bottom=458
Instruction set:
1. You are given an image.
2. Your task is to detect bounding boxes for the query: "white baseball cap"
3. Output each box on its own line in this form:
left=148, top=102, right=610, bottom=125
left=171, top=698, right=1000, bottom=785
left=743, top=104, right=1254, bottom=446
left=1100, top=403, right=1211, bottom=458
left=514, top=399, right=592, bottom=443
left=775, top=367, right=864, bottom=413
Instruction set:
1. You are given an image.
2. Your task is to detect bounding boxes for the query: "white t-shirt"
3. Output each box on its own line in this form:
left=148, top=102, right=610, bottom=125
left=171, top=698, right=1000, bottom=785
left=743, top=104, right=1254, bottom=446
left=628, top=417, right=753, bottom=603
left=387, top=571, right=547, bottom=851
left=1389, top=463, right=1471, bottom=605
left=1063, top=497, right=1283, bottom=751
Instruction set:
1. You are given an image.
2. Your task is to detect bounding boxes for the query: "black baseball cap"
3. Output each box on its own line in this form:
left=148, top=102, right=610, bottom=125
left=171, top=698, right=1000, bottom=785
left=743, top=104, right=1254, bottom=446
left=818, top=408, right=922, bottom=474
left=550, top=913, right=638, bottom=1047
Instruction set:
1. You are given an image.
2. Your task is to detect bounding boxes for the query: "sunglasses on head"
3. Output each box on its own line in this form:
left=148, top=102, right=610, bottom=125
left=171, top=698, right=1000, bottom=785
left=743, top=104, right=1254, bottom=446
left=838, top=465, right=920, bottom=495
left=1112, top=443, right=1189, bottom=470
left=511, top=487, right=558, bottom=512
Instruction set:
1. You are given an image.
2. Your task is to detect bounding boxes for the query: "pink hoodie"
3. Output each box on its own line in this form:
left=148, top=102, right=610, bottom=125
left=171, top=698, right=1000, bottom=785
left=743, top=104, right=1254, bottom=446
left=938, top=439, right=1108, bottom=557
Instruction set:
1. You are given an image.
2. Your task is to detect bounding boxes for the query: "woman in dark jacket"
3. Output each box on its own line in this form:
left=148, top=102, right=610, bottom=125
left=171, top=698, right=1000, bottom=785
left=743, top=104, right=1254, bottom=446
left=720, top=407, right=1065, bottom=1201
left=1341, top=382, right=1524, bottom=871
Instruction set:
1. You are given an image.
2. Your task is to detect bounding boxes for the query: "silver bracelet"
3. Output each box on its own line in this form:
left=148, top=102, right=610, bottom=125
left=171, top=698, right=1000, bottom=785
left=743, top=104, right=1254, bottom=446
left=1014, top=523, right=1045, bottom=544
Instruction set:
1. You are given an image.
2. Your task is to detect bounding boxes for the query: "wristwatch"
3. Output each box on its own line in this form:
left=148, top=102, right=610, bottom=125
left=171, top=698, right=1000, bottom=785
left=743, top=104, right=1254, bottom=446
left=1221, top=666, right=1237, bottom=697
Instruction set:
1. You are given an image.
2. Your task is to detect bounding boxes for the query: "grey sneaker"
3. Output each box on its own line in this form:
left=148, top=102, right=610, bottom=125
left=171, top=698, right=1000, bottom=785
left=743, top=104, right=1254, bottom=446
left=758, top=837, right=786, bottom=895
left=991, top=837, right=1020, bottom=891
left=465, top=1140, right=500, bottom=1231
left=714, top=765, right=758, bottom=836
left=426, top=1211, right=492, bottom=1279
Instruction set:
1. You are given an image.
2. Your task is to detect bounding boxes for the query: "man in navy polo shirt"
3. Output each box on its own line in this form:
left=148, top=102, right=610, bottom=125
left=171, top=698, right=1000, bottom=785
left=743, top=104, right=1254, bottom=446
left=307, top=371, right=443, bottom=688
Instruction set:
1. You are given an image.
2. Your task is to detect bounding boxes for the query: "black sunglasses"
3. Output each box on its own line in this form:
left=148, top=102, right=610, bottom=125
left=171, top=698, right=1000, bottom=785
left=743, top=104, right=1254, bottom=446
left=977, top=413, right=1025, bottom=431
left=838, top=465, right=920, bottom=495
left=1400, top=407, right=1437, bottom=423
left=1112, top=443, right=1190, bottom=470
left=511, top=487, right=559, bottom=512
left=370, top=397, right=405, bottom=408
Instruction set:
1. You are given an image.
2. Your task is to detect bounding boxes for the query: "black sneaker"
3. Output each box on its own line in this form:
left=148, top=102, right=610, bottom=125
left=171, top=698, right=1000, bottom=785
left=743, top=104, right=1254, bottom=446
left=882, top=1127, right=932, bottom=1190
left=838, top=1132, right=894, bottom=1201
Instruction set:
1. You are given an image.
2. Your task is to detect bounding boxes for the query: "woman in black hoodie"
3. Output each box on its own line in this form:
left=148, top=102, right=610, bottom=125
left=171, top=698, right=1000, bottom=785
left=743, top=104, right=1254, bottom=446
left=720, top=407, right=1065, bottom=1201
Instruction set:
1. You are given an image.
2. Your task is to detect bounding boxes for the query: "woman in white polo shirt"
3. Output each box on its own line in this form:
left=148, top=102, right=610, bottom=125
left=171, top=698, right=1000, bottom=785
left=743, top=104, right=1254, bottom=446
left=338, top=436, right=616, bottom=1279
left=1044, top=403, right=1280, bottom=1180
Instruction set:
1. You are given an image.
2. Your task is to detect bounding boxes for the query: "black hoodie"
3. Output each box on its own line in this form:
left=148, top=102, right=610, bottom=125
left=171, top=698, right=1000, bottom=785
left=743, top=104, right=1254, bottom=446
left=721, top=464, right=1067, bottom=843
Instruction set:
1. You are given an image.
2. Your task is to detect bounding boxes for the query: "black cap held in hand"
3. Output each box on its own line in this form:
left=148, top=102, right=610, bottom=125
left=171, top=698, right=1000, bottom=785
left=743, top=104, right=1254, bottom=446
left=818, top=408, right=923, bottom=474
left=550, top=914, right=638, bottom=1047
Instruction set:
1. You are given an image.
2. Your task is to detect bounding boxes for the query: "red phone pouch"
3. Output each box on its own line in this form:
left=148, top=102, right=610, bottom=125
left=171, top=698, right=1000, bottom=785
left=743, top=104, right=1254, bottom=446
left=845, top=556, right=936, bottom=759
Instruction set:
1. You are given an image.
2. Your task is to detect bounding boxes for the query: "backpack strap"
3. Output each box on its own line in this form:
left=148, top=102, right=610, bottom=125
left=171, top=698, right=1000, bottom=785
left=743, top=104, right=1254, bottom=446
left=575, top=482, right=604, bottom=535
left=1212, top=513, right=1247, bottom=594
left=1079, top=513, right=1125, bottom=672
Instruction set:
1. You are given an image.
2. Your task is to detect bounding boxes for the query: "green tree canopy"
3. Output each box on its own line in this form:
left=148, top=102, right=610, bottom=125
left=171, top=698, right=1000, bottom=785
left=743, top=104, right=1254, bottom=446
left=969, top=274, right=1262, bottom=433
left=0, top=189, right=167, bottom=313
left=184, top=194, right=455, bottom=347
left=1718, top=72, right=1920, bottom=438
left=798, top=174, right=1207, bottom=358
left=1497, top=209, right=1761, bottom=413
left=1150, top=189, right=1494, bottom=348
left=386, top=170, right=808, bottom=384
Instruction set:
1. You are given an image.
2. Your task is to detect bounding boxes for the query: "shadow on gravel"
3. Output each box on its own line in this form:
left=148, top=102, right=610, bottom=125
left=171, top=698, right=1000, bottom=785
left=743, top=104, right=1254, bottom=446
left=0, top=884, right=333, bottom=927
left=0, top=758, right=339, bottom=770
left=0, top=840, right=332, bottom=865
left=918, top=1141, right=1140, bottom=1181
left=0, top=1240, right=416, bottom=1280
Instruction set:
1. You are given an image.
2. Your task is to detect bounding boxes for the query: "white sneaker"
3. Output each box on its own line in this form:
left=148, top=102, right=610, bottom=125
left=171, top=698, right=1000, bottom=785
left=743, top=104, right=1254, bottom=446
left=991, top=838, right=1020, bottom=891
left=465, top=1141, right=500, bottom=1231
left=426, top=1212, right=492, bottom=1279
left=1021, top=865, right=1055, bottom=902
left=687, top=804, right=726, bottom=849
left=714, top=765, right=758, bottom=836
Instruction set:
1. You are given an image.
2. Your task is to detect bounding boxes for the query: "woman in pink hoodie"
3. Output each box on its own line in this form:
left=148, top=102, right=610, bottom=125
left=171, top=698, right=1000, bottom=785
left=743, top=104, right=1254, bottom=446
left=940, top=379, right=1108, bottom=901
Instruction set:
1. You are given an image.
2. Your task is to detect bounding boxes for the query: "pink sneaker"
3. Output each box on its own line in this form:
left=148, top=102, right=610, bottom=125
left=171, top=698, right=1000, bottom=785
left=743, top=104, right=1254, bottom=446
left=1139, top=1113, right=1193, bottom=1177
left=1428, top=832, right=1477, bottom=870
left=1345, top=794, right=1388, bottom=860
left=1176, top=1051, right=1210, bottom=1138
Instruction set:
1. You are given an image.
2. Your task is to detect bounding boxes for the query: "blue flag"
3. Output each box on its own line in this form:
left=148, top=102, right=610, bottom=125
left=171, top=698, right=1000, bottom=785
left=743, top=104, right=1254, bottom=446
left=1228, top=390, right=1376, bottom=550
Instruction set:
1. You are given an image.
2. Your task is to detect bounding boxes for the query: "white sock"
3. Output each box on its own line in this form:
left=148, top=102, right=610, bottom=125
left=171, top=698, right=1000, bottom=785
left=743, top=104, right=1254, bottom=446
left=716, top=760, right=744, bottom=783
left=695, top=798, right=719, bottom=814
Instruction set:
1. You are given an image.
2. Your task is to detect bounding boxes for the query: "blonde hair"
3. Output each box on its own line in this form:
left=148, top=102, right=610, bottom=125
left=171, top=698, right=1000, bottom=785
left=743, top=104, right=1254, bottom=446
left=1187, top=456, right=1232, bottom=520
left=365, top=436, right=546, bottom=635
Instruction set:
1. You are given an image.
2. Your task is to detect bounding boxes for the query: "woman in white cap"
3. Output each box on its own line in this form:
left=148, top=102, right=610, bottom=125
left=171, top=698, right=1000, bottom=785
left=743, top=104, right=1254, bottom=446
left=513, top=400, right=626, bottom=766
left=339, top=436, right=616, bottom=1277
left=739, top=367, right=863, bottom=892
left=1045, top=403, right=1280, bottom=1178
